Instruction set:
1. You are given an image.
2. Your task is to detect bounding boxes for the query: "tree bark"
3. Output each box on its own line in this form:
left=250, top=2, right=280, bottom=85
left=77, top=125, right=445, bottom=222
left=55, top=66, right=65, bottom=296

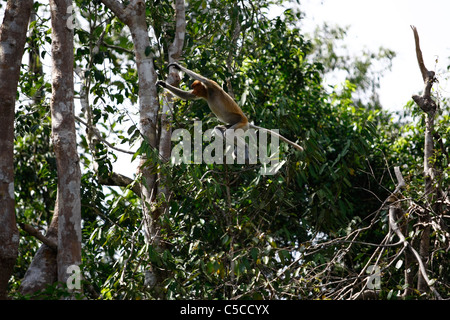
left=159, top=0, right=186, bottom=165
left=49, top=0, right=82, bottom=290
left=100, top=0, right=163, bottom=297
left=150, top=0, right=186, bottom=297
left=156, top=0, right=186, bottom=238
left=100, top=0, right=186, bottom=297
left=410, top=26, right=438, bottom=294
left=100, top=0, right=160, bottom=235
left=19, top=215, right=58, bottom=296
left=0, top=0, right=33, bottom=299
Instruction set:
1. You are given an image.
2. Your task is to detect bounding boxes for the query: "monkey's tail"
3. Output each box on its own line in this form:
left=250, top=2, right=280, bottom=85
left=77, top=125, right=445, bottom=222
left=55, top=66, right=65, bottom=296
left=249, top=124, right=303, bottom=152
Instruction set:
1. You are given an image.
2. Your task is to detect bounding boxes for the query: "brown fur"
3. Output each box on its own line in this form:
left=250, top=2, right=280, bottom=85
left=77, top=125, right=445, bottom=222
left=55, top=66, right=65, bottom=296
left=191, top=80, right=207, bottom=98
left=158, top=63, right=303, bottom=151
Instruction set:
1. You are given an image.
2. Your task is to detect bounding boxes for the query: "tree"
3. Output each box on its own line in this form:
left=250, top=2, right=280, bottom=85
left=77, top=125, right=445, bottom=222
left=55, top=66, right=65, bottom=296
left=0, top=0, right=33, bottom=300
left=97, top=0, right=187, bottom=297
left=3, top=0, right=449, bottom=300
left=49, top=0, right=82, bottom=291
left=18, top=0, right=82, bottom=298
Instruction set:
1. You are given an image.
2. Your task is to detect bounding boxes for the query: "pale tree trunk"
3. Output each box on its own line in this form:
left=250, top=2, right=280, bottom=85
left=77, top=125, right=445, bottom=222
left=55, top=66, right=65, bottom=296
left=49, top=0, right=82, bottom=290
left=151, top=0, right=186, bottom=296
left=19, top=1, right=74, bottom=295
left=129, top=1, right=160, bottom=251
left=99, top=0, right=159, bottom=234
left=410, top=26, right=438, bottom=295
left=158, top=0, right=186, bottom=168
left=0, top=0, right=33, bottom=300
left=156, top=0, right=186, bottom=245
left=100, top=0, right=186, bottom=297
left=100, top=0, right=162, bottom=296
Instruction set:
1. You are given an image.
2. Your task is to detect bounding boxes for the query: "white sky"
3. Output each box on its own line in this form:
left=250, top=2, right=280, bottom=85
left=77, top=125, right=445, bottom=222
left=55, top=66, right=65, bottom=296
left=300, top=0, right=450, bottom=111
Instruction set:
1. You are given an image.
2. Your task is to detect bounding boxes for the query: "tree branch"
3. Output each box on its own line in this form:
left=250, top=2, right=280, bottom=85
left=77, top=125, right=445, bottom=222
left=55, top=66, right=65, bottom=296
left=168, top=0, right=186, bottom=64
left=75, top=116, right=135, bottom=155
left=99, top=172, right=142, bottom=196
left=389, top=207, right=442, bottom=299
left=388, top=168, right=442, bottom=300
left=101, top=43, right=134, bottom=54
left=410, top=26, right=437, bottom=112
left=410, top=27, right=439, bottom=294
left=411, top=25, right=428, bottom=82
left=99, top=0, right=130, bottom=23
left=19, top=223, right=58, bottom=252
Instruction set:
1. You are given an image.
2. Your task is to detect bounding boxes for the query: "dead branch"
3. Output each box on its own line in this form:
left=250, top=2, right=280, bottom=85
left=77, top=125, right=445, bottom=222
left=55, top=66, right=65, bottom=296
left=394, top=166, right=406, bottom=190
left=411, top=25, right=428, bottom=82
left=410, top=26, right=437, bottom=113
left=75, top=116, right=135, bottom=155
left=411, top=26, right=441, bottom=294
left=388, top=168, right=442, bottom=300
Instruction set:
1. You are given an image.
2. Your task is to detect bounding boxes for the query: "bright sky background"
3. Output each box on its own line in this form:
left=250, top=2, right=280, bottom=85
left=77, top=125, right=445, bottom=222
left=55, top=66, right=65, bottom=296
left=299, top=0, right=450, bottom=112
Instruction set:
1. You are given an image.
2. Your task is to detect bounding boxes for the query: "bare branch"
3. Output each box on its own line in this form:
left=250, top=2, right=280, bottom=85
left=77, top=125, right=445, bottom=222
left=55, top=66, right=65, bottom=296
left=388, top=167, right=442, bottom=299
left=99, top=172, right=141, bottom=196
left=411, top=25, right=428, bottom=82
left=389, top=206, right=442, bottom=299
left=75, top=116, right=135, bottom=155
left=394, top=166, right=406, bottom=190
left=411, top=26, right=437, bottom=111
left=19, top=223, right=58, bottom=252
left=101, top=43, right=134, bottom=54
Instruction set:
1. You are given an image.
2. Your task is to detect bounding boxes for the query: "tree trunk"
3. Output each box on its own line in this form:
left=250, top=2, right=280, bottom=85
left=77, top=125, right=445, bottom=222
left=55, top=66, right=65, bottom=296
left=0, top=0, right=33, bottom=300
left=49, top=0, right=82, bottom=290
left=418, top=112, right=434, bottom=292
left=100, top=0, right=186, bottom=297
left=100, top=0, right=162, bottom=296
left=129, top=1, right=160, bottom=248
left=152, top=0, right=186, bottom=296
left=158, top=0, right=186, bottom=168
left=19, top=216, right=58, bottom=296
left=410, top=26, right=438, bottom=294
left=156, top=0, right=186, bottom=239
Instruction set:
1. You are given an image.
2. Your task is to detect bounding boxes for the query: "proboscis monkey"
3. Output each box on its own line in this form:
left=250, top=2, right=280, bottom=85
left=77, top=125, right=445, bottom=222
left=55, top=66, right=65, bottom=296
left=156, top=63, right=303, bottom=152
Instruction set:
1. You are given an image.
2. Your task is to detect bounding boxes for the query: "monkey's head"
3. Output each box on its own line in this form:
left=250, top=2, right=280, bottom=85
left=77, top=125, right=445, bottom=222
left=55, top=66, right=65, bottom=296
left=191, top=80, right=207, bottom=99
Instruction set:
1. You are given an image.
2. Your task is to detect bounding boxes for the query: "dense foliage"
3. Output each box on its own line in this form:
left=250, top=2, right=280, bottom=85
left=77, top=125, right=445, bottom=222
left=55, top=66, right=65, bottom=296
left=7, top=0, right=449, bottom=299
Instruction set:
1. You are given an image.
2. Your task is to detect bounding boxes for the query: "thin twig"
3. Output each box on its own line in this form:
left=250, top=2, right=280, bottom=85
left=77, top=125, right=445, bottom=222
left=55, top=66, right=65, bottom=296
left=389, top=167, right=442, bottom=300
left=75, top=116, right=135, bottom=155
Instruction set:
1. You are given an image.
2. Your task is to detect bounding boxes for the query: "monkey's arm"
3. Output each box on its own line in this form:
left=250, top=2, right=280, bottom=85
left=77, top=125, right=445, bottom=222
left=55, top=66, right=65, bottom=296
left=157, top=80, right=199, bottom=100
left=168, top=62, right=215, bottom=87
